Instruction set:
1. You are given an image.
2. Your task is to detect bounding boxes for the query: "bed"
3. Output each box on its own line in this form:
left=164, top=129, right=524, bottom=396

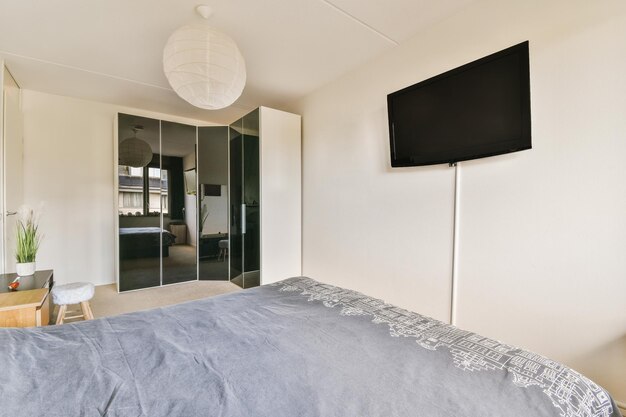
left=119, top=227, right=177, bottom=259
left=0, top=277, right=621, bottom=417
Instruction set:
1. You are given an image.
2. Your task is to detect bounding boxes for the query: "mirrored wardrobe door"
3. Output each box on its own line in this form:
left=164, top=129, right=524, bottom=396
left=198, top=126, right=229, bottom=280
left=242, top=109, right=260, bottom=288
left=160, top=121, right=198, bottom=285
left=117, top=114, right=161, bottom=291
left=229, top=118, right=244, bottom=287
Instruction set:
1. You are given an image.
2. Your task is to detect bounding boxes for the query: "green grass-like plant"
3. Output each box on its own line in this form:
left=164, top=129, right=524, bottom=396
left=15, top=208, right=41, bottom=263
left=200, top=203, right=209, bottom=232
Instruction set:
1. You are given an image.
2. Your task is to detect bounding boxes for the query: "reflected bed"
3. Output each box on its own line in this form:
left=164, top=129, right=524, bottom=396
left=119, top=227, right=176, bottom=259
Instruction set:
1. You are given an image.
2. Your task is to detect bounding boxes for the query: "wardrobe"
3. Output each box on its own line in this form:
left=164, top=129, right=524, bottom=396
left=115, top=107, right=301, bottom=292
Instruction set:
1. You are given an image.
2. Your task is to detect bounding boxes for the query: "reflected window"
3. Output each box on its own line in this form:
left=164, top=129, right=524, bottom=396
left=118, top=165, right=169, bottom=216
left=118, top=165, right=144, bottom=215
left=148, top=168, right=163, bottom=215
left=161, top=170, right=169, bottom=215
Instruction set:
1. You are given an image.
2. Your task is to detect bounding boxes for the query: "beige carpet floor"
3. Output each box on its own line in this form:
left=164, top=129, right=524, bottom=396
left=88, top=280, right=241, bottom=319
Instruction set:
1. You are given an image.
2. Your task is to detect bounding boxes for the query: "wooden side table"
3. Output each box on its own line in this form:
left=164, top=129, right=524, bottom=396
left=0, top=270, right=54, bottom=328
left=170, top=224, right=187, bottom=245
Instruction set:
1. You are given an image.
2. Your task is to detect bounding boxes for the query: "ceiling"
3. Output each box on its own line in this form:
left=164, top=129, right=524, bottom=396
left=0, top=0, right=476, bottom=124
left=118, top=113, right=197, bottom=157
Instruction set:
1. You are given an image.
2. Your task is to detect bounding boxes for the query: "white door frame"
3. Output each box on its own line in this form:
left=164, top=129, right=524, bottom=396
left=1, top=64, right=23, bottom=274
left=0, top=60, right=5, bottom=274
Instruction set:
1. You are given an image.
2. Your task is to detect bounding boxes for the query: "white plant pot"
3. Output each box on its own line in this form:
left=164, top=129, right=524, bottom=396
left=16, top=262, right=36, bottom=276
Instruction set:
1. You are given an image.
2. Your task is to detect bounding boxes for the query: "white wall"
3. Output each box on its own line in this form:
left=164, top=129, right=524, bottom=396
left=201, top=187, right=228, bottom=235
left=21, top=90, right=210, bottom=286
left=182, top=152, right=197, bottom=246
left=197, top=127, right=229, bottom=236
left=290, top=0, right=626, bottom=403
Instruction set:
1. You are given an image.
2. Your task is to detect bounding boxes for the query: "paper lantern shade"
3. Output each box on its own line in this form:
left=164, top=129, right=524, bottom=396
left=163, top=24, right=246, bottom=110
left=119, top=137, right=153, bottom=168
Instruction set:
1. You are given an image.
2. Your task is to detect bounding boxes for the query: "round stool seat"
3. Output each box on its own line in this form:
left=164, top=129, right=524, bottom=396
left=218, top=240, right=229, bottom=249
left=52, top=282, right=95, bottom=306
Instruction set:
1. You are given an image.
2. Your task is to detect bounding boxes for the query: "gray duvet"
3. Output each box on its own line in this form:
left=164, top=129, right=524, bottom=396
left=0, top=277, right=621, bottom=417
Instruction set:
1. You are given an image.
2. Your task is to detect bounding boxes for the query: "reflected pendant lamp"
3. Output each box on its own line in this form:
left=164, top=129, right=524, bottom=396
left=119, top=127, right=153, bottom=168
left=163, top=5, right=246, bottom=110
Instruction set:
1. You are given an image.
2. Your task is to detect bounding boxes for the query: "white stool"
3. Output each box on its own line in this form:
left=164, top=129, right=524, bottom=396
left=51, top=282, right=95, bottom=324
left=218, top=239, right=229, bottom=262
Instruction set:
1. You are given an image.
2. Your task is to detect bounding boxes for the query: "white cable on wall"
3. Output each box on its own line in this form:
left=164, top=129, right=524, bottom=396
left=450, top=162, right=461, bottom=326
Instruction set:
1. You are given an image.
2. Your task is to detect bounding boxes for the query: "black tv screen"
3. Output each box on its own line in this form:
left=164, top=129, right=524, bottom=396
left=387, top=41, right=531, bottom=167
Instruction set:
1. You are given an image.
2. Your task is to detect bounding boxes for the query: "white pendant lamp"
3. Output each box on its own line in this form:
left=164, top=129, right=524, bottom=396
left=163, top=5, right=246, bottom=110
left=119, top=126, right=153, bottom=168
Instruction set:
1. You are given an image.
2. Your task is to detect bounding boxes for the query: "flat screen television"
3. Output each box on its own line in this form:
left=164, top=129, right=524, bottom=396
left=387, top=41, right=531, bottom=167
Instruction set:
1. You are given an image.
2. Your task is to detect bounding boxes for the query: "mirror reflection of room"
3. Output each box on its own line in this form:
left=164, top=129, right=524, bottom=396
left=117, top=114, right=198, bottom=291
left=229, top=110, right=260, bottom=288
left=198, top=126, right=229, bottom=281
left=118, top=114, right=162, bottom=291
left=161, top=121, right=197, bottom=286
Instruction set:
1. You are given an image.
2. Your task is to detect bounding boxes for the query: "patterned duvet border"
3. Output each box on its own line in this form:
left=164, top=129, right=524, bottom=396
left=272, top=278, right=615, bottom=417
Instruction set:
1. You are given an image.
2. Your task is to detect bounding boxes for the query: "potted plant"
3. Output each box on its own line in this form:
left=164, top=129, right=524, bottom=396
left=15, top=206, right=42, bottom=276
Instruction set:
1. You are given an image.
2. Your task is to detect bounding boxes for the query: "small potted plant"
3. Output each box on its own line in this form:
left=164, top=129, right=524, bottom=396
left=15, top=205, right=42, bottom=277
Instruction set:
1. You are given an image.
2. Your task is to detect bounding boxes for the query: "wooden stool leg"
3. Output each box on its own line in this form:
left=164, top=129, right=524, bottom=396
left=80, top=301, right=94, bottom=320
left=86, top=301, right=95, bottom=320
left=56, top=305, right=67, bottom=325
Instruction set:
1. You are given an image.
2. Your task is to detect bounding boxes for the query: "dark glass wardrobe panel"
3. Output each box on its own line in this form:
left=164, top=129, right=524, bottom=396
left=117, top=114, right=161, bottom=291
left=229, top=120, right=244, bottom=287
left=161, top=121, right=198, bottom=286
left=198, top=126, right=229, bottom=280
left=229, top=109, right=260, bottom=289
left=242, top=109, right=260, bottom=288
